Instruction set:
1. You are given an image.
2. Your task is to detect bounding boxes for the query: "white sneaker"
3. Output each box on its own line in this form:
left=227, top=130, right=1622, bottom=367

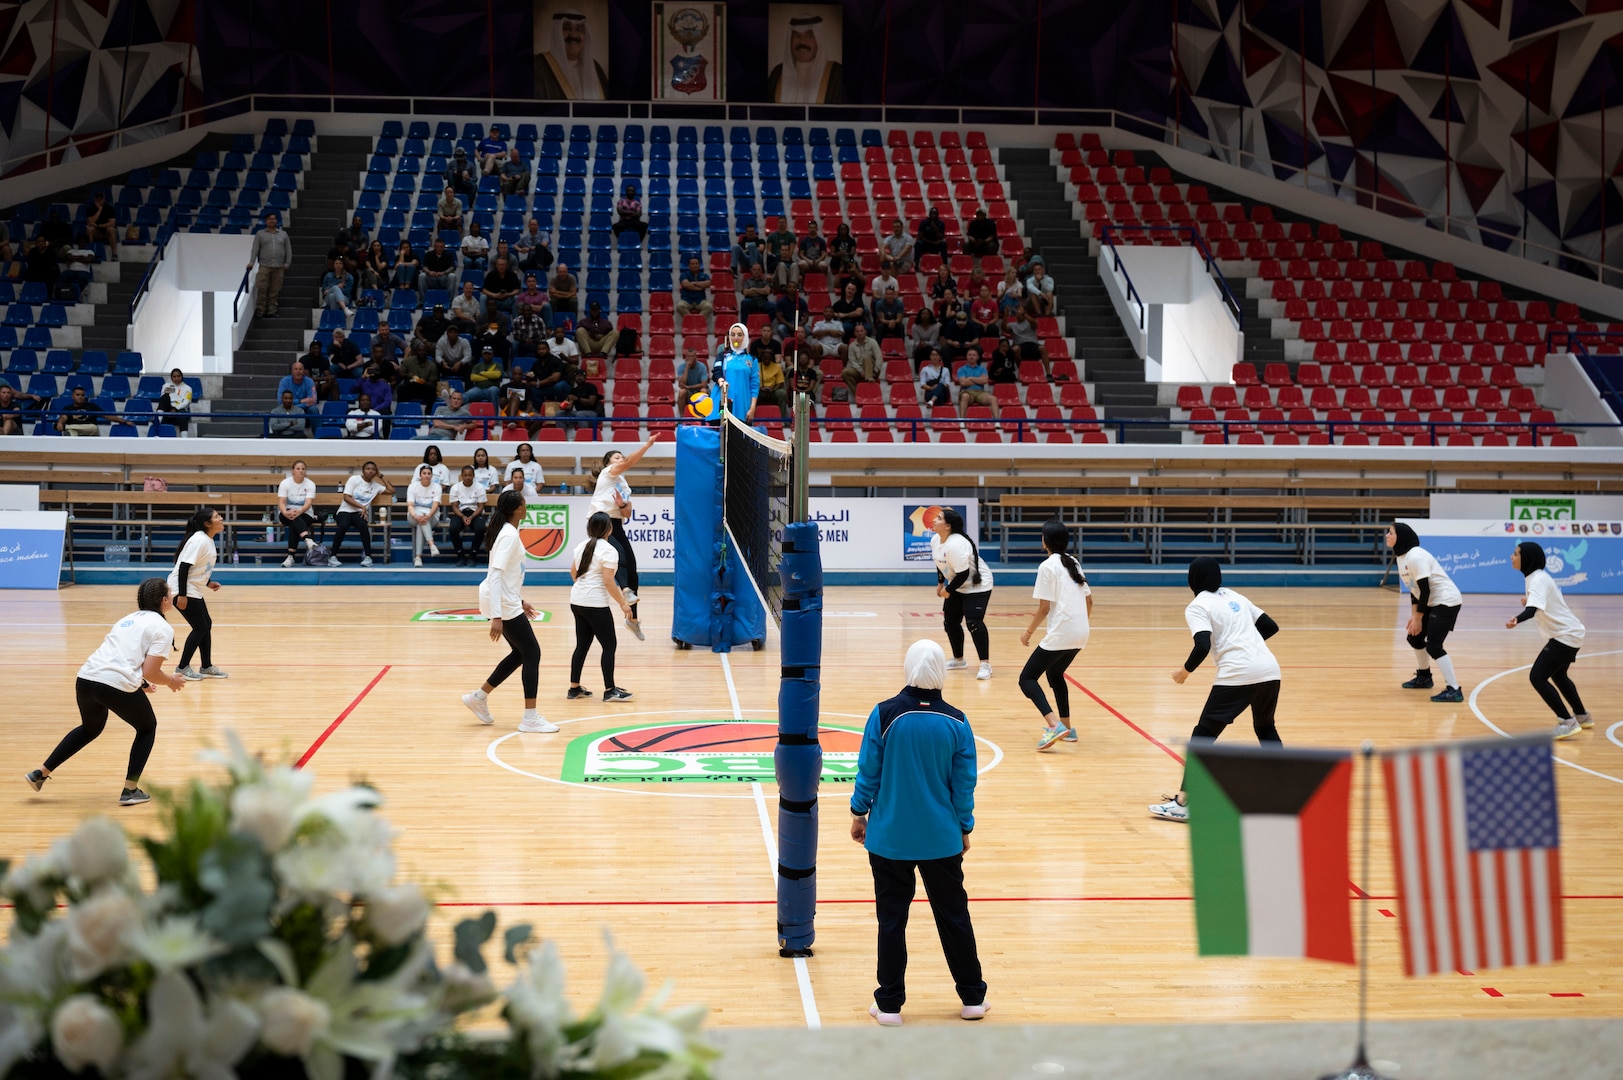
left=868, top=1004, right=902, bottom=1027
left=1148, top=796, right=1189, bottom=822
left=281, top=555, right=295, bottom=568
left=960, top=1001, right=990, bottom=1021
left=462, top=692, right=495, bottom=725
left=175, top=665, right=203, bottom=681
left=199, top=666, right=229, bottom=679
left=945, top=658, right=969, bottom=670
left=429, top=543, right=440, bottom=557
left=413, top=556, right=422, bottom=567
left=1553, top=716, right=1583, bottom=740
left=517, top=716, right=560, bottom=733
left=360, top=556, right=373, bottom=567
left=1577, top=712, right=1594, bottom=729
left=977, top=662, right=993, bottom=680
left=623, top=588, right=638, bottom=606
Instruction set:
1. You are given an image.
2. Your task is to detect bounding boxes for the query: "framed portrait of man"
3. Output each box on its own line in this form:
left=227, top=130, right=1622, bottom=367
left=534, top=0, right=610, bottom=100
left=766, top=4, right=844, bottom=104
left=652, top=3, right=726, bottom=101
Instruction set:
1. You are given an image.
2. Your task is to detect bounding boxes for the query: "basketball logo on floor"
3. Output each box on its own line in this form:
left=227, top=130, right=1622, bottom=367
left=560, top=721, right=863, bottom=783
left=411, top=608, right=551, bottom=623
left=520, top=503, right=569, bottom=561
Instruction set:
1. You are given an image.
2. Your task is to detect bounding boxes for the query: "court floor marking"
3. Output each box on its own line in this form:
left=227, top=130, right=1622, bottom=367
left=294, top=665, right=391, bottom=768
left=721, top=653, right=821, bottom=1031
left=1467, top=649, right=1623, bottom=787
left=1064, top=674, right=1185, bottom=763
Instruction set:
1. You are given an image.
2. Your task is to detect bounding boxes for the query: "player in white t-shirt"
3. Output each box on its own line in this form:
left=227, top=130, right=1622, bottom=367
left=593, top=433, right=659, bottom=640
left=501, top=463, right=541, bottom=501
left=505, top=442, right=545, bottom=488
left=168, top=508, right=228, bottom=680
left=447, top=465, right=489, bottom=566
left=330, top=461, right=394, bottom=567
left=1387, top=522, right=1465, bottom=701
left=1507, top=541, right=1592, bottom=740
left=930, top=508, right=995, bottom=679
left=471, top=447, right=502, bottom=492
left=25, top=579, right=187, bottom=805
left=1022, top=521, right=1093, bottom=750
left=1149, top=558, right=1284, bottom=823
left=461, top=490, right=556, bottom=733
left=278, top=459, right=320, bottom=568
left=568, top=512, right=637, bottom=703
left=405, top=464, right=443, bottom=567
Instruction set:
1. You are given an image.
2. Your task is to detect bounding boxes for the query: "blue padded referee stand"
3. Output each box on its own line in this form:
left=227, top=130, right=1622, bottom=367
left=671, top=423, right=766, bottom=651
left=775, top=520, right=823, bottom=956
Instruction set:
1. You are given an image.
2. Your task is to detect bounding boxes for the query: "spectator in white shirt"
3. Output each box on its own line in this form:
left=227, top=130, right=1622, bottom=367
left=460, top=221, right=491, bottom=271
left=1024, top=258, right=1055, bottom=317
left=346, top=393, right=382, bottom=438
left=447, top=465, right=489, bottom=565
left=405, top=464, right=443, bottom=567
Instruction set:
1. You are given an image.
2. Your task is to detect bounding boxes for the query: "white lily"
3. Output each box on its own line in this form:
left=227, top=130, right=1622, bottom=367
left=294, top=937, right=434, bottom=1080
left=124, top=970, right=259, bottom=1080
left=126, top=914, right=228, bottom=973
left=0, top=924, right=67, bottom=1076
left=504, top=941, right=572, bottom=1074
left=229, top=767, right=313, bottom=854
left=197, top=729, right=264, bottom=784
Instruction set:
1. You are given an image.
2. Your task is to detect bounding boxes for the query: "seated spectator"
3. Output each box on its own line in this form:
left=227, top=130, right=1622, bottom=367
left=787, top=345, right=821, bottom=415
left=278, top=360, right=319, bottom=429
left=954, top=345, right=997, bottom=415
left=576, top=301, right=616, bottom=357
left=359, top=240, right=390, bottom=291
left=831, top=281, right=869, bottom=337
left=908, top=305, right=947, bottom=368
left=327, top=234, right=358, bottom=279
left=412, top=307, right=448, bottom=351
left=765, top=217, right=797, bottom=258
left=502, top=365, right=541, bottom=427
left=389, top=242, right=421, bottom=292
left=346, top=392, right=382, bottom=439
left=374, top=323, right=405, bottom=364
left=321, top=257, right=356, bottom=314
left=512, top=301, right=548, bottom=358
left=675, top=255, right=712, bottom=317
left=771, top=289, right=808, bottom=341
left=501, top=462, right=541, bottom=499
left=161, top=367, right=199, bottom=430
left=549, top=262, right=578, bottom=316
left=450, top=280, right=485, bottom=332
left=1006, top=306, right=1048, bottom=366
left=0, top=383, right=25, bottom=435
left=357, top=362, right=393, bottom=420
left=997, top=265, right=1024, bottom=316
left=420, top=236, right=456, bottom=295
left=869, top=260, right=900, bottom=301
left=515, top=219, right=554, bottom=274
left=426, top=388, right=476, bottom=440
left=797, top=222, right=830, bottom=276
left=882, top=218, right=914, bottom=274
left=613, top=182, right=647, bottom=241
left=435, top=186, right=464, bottom=235
left=466, top=347, right=506, bottom=404
left=54, top=386, right=103, bottom=436
left=918, top=348, right=951, bottom=406
left=24, top=236, right=58, bottom=289
left=445, top=147, right=478, bottom=197
left=267, top=390, right=305, bottom=438
left=963, top=208, right=999, bottom=257
left=547, top=323, right=582, bottom=373
left=915, top=207, right=948, bottom=262
left=482, top=255, right=521, bottom=324
left=828, top=223, right=856, bottom=270
left=677, top=348, right=709, bottom=397
left=460, top=221, right=491, bottom=271
left=841, top=323, right=882, bottom=397
left=1025, top=257, right=1056, bottom=317
left=447, top=466, right=488, bottom=566
left=328, top=327, right=362, bottom=378
left=39, top=209, right=71, bottom=259
left=85, top=192, right=118, bottom=257
left=477, top=124, right=508, bottom=175
left=432, top=324, right=470, bottom=383
left=969, top=284, right=1000, bottom=337
left=477, top=319, right=512, bottom=366
left=304, top=344, right=340, bottom=404
left=516, top=273, right=551, bottom=318
left=740, top=263, right=773, bottom=319
left=401, top=339, right=442, bottom=405
left=757, top=343, right=788, bottom=414
left=941, top=307, right=978, bottom=360
left=343, top=214, right=369, bottom=254
left=928, top=264, right=960, bottom=315
left=553, top=369, right=602, bottom=437
left=527, top=342, right=572, bottom=406
left=498, top=148, right=531, bottom=197
left=58, top=235, right=96, bottom=299
left=872, top=286, right=907, bottom=342
left=809, top=304, right=846, bottom=360
left=732, top=224, right=764, bottom=274
left=988, top=340, right=1020, bottom=385
left=770, top=242, right=801, bottom=297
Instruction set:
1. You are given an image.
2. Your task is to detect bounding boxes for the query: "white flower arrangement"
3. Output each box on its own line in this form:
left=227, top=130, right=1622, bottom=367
left=0, top=732, right=716, bottom=1080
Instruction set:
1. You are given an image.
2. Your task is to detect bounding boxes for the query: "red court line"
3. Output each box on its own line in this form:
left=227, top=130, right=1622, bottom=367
left=1065, top=674, right=1185, bottom=763
left=295, top=665, right=391, bottom=768
left=429, top=894, right=1623, bottom=909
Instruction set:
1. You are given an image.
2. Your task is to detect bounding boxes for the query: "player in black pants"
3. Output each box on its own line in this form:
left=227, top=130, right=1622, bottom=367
left=567, top=512, right=637, bottom=702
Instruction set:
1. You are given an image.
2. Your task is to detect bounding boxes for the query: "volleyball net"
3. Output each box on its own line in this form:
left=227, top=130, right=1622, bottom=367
left=719, top=402, right=805, bottom=631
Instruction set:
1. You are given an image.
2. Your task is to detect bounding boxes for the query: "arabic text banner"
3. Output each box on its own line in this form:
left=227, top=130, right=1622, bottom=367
left=518, top=498, right=979, bottom=571
left=0, top=510, right=67, bottom=589
left=1402, top=518, right=1623, bottom=595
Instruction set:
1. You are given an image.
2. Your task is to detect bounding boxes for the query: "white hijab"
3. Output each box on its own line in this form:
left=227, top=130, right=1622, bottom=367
left=727, top=322, right=750, bottom=354
left=905, top=639, right=945, bottom=691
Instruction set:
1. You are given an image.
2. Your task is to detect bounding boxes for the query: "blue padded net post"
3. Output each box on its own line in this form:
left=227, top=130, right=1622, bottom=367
left=775, top=519, right=823, bottom=956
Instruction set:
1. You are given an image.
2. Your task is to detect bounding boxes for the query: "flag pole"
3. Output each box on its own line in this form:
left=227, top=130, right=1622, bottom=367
left=1318, top=741, right=1390, bottom=1080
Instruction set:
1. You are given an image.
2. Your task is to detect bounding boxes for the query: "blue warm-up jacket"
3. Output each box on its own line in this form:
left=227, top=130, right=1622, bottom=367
left=850, top=686, right=977, bottom=861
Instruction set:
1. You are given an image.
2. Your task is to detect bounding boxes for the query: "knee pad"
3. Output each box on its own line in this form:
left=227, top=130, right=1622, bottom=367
left=1425, top=642, right=1448, bottom=660
left=1405, top=633, right=1427, bottom=651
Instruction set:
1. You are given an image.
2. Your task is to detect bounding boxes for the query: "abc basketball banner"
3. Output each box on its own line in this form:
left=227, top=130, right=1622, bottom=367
left=515, top=497, right=978, bottom=572
left=651, top=2, right=725, bottom=101
left=1402, top=518, right=1623, bottom=595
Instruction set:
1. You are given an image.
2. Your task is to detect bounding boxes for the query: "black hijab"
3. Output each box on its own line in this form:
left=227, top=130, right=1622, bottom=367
left=1391, top=522, right=1419, bottom=555
left=1516, top=541, right=1546, bottom=576
left=1188, top=557, right=1223, bottom=595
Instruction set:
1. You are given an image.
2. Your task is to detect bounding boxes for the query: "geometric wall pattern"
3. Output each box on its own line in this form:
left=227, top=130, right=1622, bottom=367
left=1175, top=0, right=1623, bottom=279
left=0, top=0, right=201, bottom=176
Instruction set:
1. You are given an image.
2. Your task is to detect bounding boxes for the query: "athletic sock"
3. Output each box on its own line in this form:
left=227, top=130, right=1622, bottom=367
left=1434, top=654, right=1458, bottom=689
left=522, top=708, right=539, bottom=722
left=1412, top=648, right=1431, bottom=670
left=472, top=688, right=488, bottom=701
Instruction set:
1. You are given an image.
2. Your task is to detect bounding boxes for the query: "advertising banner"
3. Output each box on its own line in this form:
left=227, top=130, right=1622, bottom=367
left=1401, top=518, right=1623, bottom=595
left=0, top=510, right=67, bottom=589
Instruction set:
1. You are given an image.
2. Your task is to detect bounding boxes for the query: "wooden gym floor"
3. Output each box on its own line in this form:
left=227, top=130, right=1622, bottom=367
left=2, top=583, right=1620, bottom=1029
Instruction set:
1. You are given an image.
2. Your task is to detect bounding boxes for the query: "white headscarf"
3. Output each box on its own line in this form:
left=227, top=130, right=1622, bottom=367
left=549, top=12, right=604, bottom=100
left=778, top=16, right=827, bottom=103
left=905, top=639, right=945, bottom=691
left=727, top=321, right=750, bottom=353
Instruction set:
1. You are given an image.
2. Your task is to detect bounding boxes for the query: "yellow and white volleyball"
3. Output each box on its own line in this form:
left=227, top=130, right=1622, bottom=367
left=685, top=389, right=717, bottom=419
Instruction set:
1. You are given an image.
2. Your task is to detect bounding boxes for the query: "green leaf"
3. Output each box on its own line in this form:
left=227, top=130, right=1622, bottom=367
left=141, top=781, right=230, bottom=907
left=362, top=940, right=415, bottom=982
left=502, top=925, right=533, bottom=965
left=274, top=902, right=333, bottom=984
left=452, top=912, right=497, bottom=975
left=198, top=836, right=276, bottom=947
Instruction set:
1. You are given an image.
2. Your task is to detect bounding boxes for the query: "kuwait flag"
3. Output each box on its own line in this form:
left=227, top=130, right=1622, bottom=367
left=1185, top=742, right=1356, bottom=963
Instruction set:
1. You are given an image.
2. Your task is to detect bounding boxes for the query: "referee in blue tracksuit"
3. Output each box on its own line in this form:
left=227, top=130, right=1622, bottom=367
left=850, top=639, right=988, bottom=1026
left=712, top=322, right=760, bottom=423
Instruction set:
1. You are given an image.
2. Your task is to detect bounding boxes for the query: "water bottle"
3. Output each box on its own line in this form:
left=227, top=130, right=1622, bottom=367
left=558, top=482, right=569, bottom=495
left=231, top=549, right=239, bottom=565
left=264, top=513, right=274, bottom=544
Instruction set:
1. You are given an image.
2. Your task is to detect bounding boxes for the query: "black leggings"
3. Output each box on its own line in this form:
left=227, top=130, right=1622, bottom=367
left=609, top=517, right=639, bottom=618
left=331, top=510, right=372, bottom=558
left=1529, top=640, right=1585, bottom=720
left=1406, top=603, right=1460, bottom=658
left=449, top=511, right=486, bottom=555
left=176, top=595, right=212, bottom=669
left=283, top=512, right=315, bottom=555
left=46, top=678, right=158, bottom=782
left=1180, top=680, right=1282, bottom=789
left=487, top=611, right=541, bottom=699
left=942, top=590, right=991, bottom=661
left=570, top=604, right=619, bottom=687
left=1018, top=647, right=1080, bottom=719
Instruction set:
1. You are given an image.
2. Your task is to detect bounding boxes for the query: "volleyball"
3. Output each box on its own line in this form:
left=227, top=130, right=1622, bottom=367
left=685, top=389, right=717, bottom=419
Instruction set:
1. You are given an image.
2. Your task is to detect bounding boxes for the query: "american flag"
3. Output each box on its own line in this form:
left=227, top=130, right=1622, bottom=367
left=1382, top=736, right=1563, bottom=977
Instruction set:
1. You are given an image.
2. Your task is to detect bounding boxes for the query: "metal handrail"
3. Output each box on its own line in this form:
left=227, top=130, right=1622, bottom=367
left=1550, top=328, right=1623, bottom=421
left=1096, top=227, right=1147, bottom=331
left=128, top=234, right=171, bottom=324
left=233, top=261, right=255, bottom=322
left=1097, top=223, right=1243, bottom=330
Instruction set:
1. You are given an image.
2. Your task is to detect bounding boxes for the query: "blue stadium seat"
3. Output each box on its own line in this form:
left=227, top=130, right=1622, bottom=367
left=25, top=372, right=57, bottom=398
left=114, top=351, right=143, bottom=375
left=42, top=350, right=72, bottom=374
left=123, top=397, right=153, bottom=417
left=435, top=122, right=457, bottom=140
left=408, top=121, right=431, bottom=139
left=286, top=135, right=311, bottom=155
left=381, top=120, right=404, bottom=138
left=37, top=305, right=66, bottom=328
left=109, top=423, right=140, bottom=438
left=6, top=349, right=38, bottom=373
left=134, top=375, right=164, bottom=399
left=4, top=305, right=32, bottom=327
left=101, top=374, right=131, bottom=401
left=150, top=423, right=179, bottom=438
left=23, top=328, right=52, bottom=349
left=517, top=123, right=539, bottom=141
left=375, top=137, right=399, bottom=156
left=78, top=350, right=109, bottom=373
left=18, top=282, right=47, bottom=304
left=650, top=125, right=670, bottom=144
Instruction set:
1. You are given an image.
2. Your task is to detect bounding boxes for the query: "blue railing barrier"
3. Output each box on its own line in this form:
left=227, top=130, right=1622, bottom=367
left=1097, top=223, right=1244, bottom=331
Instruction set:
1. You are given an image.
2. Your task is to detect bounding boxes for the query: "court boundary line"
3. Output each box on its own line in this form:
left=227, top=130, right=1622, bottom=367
left=1467, top=649, right=1623, bottom=788
left=295, top=665, right=391, bottom=768
left=1065, top=674, right=1185, bottom=763
left=422, top=893, right=1623, bottom=908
